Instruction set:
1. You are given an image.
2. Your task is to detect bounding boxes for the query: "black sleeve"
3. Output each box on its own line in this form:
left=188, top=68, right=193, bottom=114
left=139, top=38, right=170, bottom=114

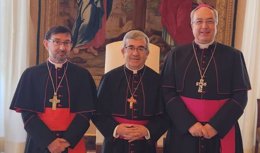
left=91, top=74, right=119, bottom=139
left=21, top=111, right=56, bottom=149
left=62, top=112, right=92, bottom=148
left=161, top=50, right=197, bottom=134
left=92, top=114, right=118, bottom=139
left=163, top=94, right=197, bottom=134
left=209, top=51, right=250, bottom=138
left=146, top=113, right=170, bottom=143
left=209, top=90, right=247, bottom=138
left=146, top=83, right=170, bottom=142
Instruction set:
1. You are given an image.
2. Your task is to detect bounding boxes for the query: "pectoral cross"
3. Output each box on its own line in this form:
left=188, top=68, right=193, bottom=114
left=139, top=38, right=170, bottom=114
left=49, top=92, right=60, bottom=110
left=127, top=96, right=136, bottom=109
left=196, top=78, right=207, bottom=93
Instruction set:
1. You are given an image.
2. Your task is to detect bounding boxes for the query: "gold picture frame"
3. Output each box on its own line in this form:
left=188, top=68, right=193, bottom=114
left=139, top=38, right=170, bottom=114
left=214, top=0, right=235, bottom=45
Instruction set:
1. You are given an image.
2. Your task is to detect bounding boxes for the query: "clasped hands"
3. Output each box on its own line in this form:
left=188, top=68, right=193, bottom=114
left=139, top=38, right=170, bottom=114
left=116, top=123, right=148, bottom=142
left=48, top=138, right=70, bottom=153
left=188, top=122, right=217, bottom=139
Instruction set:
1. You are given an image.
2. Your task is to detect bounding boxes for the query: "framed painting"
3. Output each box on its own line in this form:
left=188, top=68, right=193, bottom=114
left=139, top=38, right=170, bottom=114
left=37, top=0, right=236, bottom=83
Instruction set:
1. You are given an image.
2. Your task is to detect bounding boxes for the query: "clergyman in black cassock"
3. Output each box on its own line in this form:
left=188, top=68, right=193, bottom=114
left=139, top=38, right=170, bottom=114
left=92, top=30, right=169, bottom=153
left=161, top=4, right=251, bottom=153
left=10, top=26, right=97, bottom=153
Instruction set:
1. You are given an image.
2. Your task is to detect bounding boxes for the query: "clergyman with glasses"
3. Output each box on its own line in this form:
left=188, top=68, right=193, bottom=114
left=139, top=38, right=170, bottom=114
left=10, top=25, right=97, bottom=153
left=92, top=30, right=169, bottom=153
left=161, top=3, right=251, bottom=153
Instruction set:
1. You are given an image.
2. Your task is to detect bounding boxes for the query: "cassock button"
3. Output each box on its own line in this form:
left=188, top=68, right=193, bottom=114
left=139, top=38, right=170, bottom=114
left=56, top=133, right=60, bottom=136
left=58, top=76, right=61, bottom=79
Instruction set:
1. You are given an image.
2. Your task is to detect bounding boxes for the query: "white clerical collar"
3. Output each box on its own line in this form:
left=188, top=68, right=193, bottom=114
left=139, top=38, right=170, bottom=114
left=48, top=58, right=67, bottom=69
left=125, top=65, right=144, bottom=74
left=195, top=40, right=215, bottom=49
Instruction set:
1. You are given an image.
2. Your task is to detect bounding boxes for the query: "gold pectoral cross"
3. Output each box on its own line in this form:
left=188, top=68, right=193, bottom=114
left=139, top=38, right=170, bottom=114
left=49, top=93, right=60, bottom=110
left=127, top=96, right=136, bottom=109
left=196, top=78, right=207, bottom=93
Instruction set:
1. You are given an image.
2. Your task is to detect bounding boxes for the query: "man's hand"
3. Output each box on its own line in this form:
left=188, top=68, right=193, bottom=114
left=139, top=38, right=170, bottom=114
left=201, top=123, right=217, bottom=139
left=188, top=122, right=203, bottom=137
left=126, top=124, right=148, bottom=142
left=116, top=123, right=135, bottom=138
left=116, top=123, right=148, bottom=142
left=48, top=138, right=70, bottom=153
left=189, top=122, right=218, bottom=139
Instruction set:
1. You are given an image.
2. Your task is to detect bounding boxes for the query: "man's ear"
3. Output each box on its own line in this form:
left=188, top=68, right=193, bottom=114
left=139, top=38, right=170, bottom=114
left=146, top=50, right=150, bottom=56
left=43, top=39, right=49, bottom=50
left=121, top=48, right=125, bottom=55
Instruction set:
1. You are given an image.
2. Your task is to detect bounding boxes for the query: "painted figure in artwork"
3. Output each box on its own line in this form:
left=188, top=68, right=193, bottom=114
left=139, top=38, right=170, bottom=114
left=72, top=0, right=113, bottom=56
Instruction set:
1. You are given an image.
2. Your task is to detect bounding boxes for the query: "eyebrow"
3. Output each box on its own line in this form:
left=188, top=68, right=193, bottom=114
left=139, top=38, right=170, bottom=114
left=50, top=38, right=71, bottom=41
left=126, top=45, right=146, bottom=47
left=195, top=16, right=214, bottom=19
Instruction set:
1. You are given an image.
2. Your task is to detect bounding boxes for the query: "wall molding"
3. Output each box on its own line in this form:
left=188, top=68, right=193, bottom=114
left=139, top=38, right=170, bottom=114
left=0, top=137, right=3, bottom=152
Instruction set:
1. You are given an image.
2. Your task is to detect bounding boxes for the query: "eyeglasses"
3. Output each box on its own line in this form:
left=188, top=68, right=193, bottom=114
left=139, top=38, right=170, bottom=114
left=125, top=46, right=147, bottom=52
left=192, top=19, right=216, bottom=25
left=48, top=39, right=72, bottom=47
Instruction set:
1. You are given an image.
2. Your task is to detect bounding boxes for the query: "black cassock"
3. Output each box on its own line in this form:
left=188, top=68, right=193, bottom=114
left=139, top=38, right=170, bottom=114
left=92, top=65, right=169, bottom=153
left=161, top=42, right=251, bottom=153
left=10, top=61, right=97, bottom=153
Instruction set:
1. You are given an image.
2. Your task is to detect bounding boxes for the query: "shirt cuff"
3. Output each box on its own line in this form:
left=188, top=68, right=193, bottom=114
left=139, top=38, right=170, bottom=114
left=113, top=125, right=120, bottom=138
left=145, top=129, right=151, bottom=140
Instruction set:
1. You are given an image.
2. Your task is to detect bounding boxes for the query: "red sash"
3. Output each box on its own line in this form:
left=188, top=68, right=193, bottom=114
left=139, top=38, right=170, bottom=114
left=114, top=117, right=148, bottom=125
left=181, top=96, right=235, bottom=153
left=38, top=108, right=86, bottom=153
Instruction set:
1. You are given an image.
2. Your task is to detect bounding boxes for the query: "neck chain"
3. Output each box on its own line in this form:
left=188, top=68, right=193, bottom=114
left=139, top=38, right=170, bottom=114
left=192, top=42, right=217, bottom=93
left=123, top=66, right=145, bottom=109
left=47, top=61, right=68, bottom=110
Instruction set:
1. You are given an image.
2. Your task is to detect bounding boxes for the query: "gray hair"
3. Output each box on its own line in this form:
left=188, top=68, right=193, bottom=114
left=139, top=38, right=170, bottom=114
left=122, top=30, right=150, bottom=50
left=190, top=5, right=218, bottom=25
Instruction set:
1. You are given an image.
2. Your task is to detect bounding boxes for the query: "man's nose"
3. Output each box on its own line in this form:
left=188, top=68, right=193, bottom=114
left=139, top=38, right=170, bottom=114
left=132, top=49, right=140, bottom=55
left=58, top=44, right=66, bottom=49
left=201, top=22, right=209, bottom=28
